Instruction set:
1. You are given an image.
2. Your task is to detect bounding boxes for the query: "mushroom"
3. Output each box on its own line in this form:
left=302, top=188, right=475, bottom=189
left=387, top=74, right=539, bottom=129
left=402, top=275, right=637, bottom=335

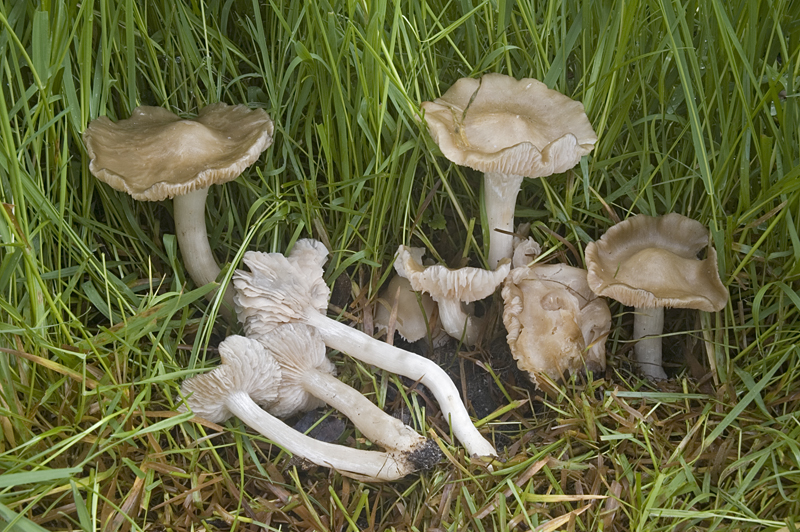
left=394, top=246, right=510, bottom=346
left=83, top=103, right=274, bottom=313
left=374, top=274, right=443, bottom=344
left=180, top=335, right=422, bottom=481
left=512, top=231, right=542, bottom=269
left=502, top=263, right=610, bottom=386
left=421, top=73, right=597, bottom=268
left=233, top=240, right=497, bottom=458
left=255, top=322, right=439, bottom=463
left=584, top=213, right=729, bottom=380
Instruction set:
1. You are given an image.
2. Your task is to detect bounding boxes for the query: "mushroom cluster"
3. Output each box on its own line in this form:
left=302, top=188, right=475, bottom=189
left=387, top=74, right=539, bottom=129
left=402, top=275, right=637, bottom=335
left=233, top=240, right=497, bottom=458
left=87, top=79, right=730, bottom=489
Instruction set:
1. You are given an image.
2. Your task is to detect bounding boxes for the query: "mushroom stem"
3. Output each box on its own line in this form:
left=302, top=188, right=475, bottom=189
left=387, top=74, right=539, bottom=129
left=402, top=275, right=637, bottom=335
left=301, top=369, right=428, bottom=453
left=304, top=311, right=496, bottom=458
left=632, top=306, right=667, bottom=380
left=223, top=390, right=412, bottom=481
left=173, top=188, right=236, bottom=314
left=484, top=171, right=524, bottom=269
left=437, top=300, right=483, bottom=346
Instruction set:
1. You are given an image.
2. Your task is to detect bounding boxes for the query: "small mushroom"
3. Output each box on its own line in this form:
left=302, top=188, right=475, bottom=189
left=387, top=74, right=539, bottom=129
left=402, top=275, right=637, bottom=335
left=512, top=231, right=542, bottom=269
left=394, top=246, right=510, bottom=346
left=180, top=335, right=419, bottom=481
left=254, top=322, right=439, bottom=464
left=83, top=103, right=274, bottom=313
left=421, top=74, right=596, bottom=268
left=502, top=263, right=610, bottom=386
left=233, top=240, right=496, bottom=458
left=584, top=213, right=729, bottom=380
left=374, top=274, right=443, bottom=344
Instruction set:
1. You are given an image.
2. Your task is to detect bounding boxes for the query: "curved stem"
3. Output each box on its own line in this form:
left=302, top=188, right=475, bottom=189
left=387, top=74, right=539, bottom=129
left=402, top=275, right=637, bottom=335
left=173, top=188, right=236, bottom=316
left=225, top=390, right=412, bottom=481
left=633, top=306, right=667, bottom=380
left=484, top=172, right=524, bottom=269
left=302, top=370, right=427, bottom=452
left=305, top=311, right=496, bottom=458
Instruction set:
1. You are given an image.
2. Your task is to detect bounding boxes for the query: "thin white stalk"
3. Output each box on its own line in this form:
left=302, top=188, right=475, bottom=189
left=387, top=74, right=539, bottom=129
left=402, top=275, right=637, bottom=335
left=633, top=306, right=667, bottom=380
left=304, top=311, right=496, bottom=458
left=173, top=187, right=236, bottom=313
left=484, top=171, right=524, bottom=269
left=302, top=370, right=427, bottom=452
left=225, top=389, right=412, bottom=481
left=437, top=300, right=483, bottom=346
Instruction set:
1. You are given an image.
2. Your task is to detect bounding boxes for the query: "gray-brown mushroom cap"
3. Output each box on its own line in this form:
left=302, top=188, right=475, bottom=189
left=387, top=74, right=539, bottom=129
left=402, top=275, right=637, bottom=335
left=585, top=213, right=728, bottom=312
left=420, top=73, right=597, bottom=178
left=83, top=103, right=274, bottom=201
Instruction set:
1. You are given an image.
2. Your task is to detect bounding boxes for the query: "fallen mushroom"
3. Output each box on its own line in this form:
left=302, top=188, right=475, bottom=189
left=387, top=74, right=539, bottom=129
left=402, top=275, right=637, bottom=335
left=233, top=240, right=497, bottom=458
left=181, top=334, right=425, bottom=481
left=421, top=74, right=596, bottom=268
left=584, top=213, right=729, bottom=380
left=502, top=263, right=611, bottom=387
left=253, top=322, right=440, bottom=464
left=394, top=245, right=510, bottom=346
left=83, top=103, right=274, bottom=314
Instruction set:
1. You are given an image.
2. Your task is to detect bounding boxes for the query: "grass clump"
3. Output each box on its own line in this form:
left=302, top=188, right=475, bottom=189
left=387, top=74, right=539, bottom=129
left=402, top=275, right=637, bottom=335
left=1, top=0, right=799, bottom=530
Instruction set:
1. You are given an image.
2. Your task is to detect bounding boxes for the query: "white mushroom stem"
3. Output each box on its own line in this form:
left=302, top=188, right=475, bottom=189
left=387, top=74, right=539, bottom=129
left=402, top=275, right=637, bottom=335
left=220, top=390, right=411, bottom=481
left=304, top=311, right=497, bottom=458
left=301, top=369, right=427, bottom=452
left=173, top=188, right=236, bottom=312
left=484, top=171, right=525, bottom=269
left=633, top=307, right=668, bottom=380
left=437, top=300, right=484, bottom=346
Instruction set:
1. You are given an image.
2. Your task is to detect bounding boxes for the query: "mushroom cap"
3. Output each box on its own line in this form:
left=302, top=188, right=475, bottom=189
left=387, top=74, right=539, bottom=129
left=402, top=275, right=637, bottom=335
left=512, top=236, right=542, bottom=269
left=257, top=323, right=334, bottom=418
left=288, top=238, right=330, bottom=272
left=420, top=73, right=597, bottom=177
left=502, top=264, right=611, bottom=385
left=394, top=245, right=510, bottom=304
left=234, top=242, right=331, bottom=334
left=374, top=275, right=438, bottom=343
left=181, top=335, right=281, bottom=423
left=83, top=103, right=274, bottom=201
left=585, top=214, right=728, bottom=312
